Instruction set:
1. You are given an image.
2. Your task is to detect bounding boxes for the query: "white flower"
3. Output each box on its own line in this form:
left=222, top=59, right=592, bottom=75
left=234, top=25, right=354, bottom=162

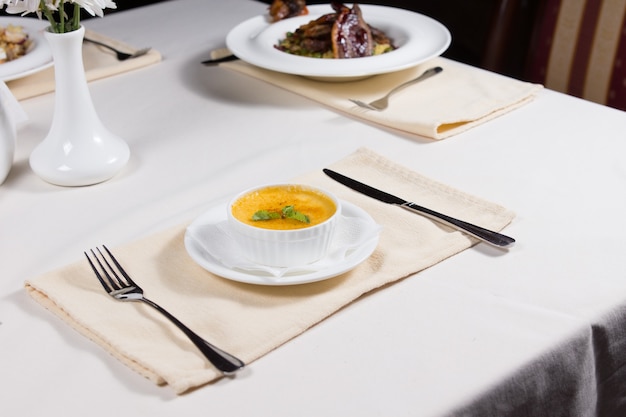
left=73, top=0, right=117, bottom=18
left=2, top=0, right=48, bottom=15
left=0, top=0, right=116, bottom=32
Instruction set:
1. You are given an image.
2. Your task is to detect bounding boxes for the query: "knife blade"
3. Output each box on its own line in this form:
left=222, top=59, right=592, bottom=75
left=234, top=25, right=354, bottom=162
left=323, top=168, right=515, bottom=248
left=201, top=54, right=239, bottom=66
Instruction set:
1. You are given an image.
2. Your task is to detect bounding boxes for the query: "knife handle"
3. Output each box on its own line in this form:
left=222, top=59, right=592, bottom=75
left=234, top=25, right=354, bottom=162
left=400, top=202, right=515, bottom=248
left=201, top=54, right=239, bottom=65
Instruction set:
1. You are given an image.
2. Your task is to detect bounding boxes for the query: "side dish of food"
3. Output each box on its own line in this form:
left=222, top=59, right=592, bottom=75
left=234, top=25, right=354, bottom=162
left=0, top=24, right=31, bottom=64
left=274, top=1, right=395, bottom=59
left=226, top=3, right=450, bottom=79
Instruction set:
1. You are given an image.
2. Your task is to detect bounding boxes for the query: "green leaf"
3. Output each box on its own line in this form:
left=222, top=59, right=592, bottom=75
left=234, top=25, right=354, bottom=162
left=251, top=206, right=310, bottom=224
left=251, top=210, right=281, bottom=221
left=282, top=205, right=310, bottom=223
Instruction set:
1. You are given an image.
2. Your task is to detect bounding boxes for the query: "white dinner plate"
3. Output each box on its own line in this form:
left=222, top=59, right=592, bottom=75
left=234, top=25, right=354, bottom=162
left=0, top=17, right=53, bottom=82
left=226, top=4, right=451, bottom=80
left=184, top=199, right=380, bottom=286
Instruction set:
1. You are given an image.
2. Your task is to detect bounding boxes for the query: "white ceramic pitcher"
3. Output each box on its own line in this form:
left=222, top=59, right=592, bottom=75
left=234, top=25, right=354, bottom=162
left=0, top=82, right=26, bottom=185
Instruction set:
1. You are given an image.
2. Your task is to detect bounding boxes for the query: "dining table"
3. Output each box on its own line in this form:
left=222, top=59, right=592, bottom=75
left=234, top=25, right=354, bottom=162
left=2, top=1, right=626, bottom=416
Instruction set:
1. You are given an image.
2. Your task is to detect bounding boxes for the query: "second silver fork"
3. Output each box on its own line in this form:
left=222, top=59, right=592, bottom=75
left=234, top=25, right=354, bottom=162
left=350, top=66, right=443, bottom=111
left=85, top=246, right=244, bottom=375
left=84, top=38, right=151, bottom=61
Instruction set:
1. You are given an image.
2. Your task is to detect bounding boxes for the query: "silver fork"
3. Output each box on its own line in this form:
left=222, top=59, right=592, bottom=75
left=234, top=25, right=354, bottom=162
left=85, top=246, right=245, bottom=374
left=349, top=66, right=443, bottom=111
left=84, top=38, right=151, bottom=61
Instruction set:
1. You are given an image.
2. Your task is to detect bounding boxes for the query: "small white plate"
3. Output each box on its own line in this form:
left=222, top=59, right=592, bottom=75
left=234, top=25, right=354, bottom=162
left=0, top=17, right=53, bottom=82
left=184, top=200, right=380, bottom=286
left=226, top=4, right=451, bottom=80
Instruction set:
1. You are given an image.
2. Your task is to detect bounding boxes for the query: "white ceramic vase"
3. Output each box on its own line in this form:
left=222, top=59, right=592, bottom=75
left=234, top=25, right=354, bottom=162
left=29, top=26, right=129, bottom=186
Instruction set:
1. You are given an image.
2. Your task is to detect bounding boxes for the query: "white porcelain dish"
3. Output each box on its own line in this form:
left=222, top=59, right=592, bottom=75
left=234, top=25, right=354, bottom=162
left=226, top=4, right=451, bottom=80
left=227, top=184, right=340, bottom=267
left=184, top=200, right=380, bottom=286
left=0, top=17, right=53, bottom=82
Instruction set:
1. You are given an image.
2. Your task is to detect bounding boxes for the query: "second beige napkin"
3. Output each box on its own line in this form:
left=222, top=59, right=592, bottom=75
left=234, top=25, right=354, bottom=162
left=25, top=148, right=515, bottom=394
left=221, top=57, right=542, bottom=140
left=7, top=29, right=161, bottom=101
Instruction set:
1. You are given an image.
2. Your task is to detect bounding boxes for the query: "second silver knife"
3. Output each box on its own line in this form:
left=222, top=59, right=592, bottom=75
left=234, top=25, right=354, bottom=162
left=323, top=168, right=515, bottom=248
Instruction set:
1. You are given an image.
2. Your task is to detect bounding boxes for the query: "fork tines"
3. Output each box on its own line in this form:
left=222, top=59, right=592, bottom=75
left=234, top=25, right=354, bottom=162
left=85, top=246, right=136, bottom=294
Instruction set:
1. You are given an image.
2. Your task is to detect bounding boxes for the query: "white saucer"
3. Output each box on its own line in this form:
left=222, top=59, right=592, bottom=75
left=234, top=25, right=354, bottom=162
left=0, top=17, right=53, bottom=82
left=184, top=200, right=380, bottom=286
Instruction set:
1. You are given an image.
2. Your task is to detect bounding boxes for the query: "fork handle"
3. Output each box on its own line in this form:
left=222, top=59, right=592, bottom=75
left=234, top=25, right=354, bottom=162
left=84, top=38, right=120, bottom=52
left=389, top=66, right=443, bottom=96
left=140, top=298, right=245, bottom=374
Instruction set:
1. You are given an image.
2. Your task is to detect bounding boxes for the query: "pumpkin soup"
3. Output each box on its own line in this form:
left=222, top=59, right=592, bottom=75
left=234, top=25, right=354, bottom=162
left=231, top=185, right=337, bottom=230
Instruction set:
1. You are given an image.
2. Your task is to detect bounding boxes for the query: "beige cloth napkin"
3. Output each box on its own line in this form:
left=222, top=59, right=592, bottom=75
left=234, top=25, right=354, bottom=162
left=24, top=148, right=515, bottom=394
left=221, top=57, right=542, bottom=140
left=7, top=29, right=161, bottom=101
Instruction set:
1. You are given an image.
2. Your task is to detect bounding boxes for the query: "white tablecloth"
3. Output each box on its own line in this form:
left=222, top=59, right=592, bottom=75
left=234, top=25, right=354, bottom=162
left=2, top=1, right=626, bottom=416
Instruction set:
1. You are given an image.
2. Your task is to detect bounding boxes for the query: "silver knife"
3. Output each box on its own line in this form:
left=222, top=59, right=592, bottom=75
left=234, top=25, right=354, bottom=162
left=323, top=169, right=515, bottom=248
left=201, top=54, right=238, bottom=66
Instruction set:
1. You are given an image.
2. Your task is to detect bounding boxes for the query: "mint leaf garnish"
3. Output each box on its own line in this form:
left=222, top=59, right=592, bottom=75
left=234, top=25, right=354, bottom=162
left=251, top=206, right=310, bottom=223
left=252, top=210, right=281, bottom=221
left=282, top=205, right=310, bottom=223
